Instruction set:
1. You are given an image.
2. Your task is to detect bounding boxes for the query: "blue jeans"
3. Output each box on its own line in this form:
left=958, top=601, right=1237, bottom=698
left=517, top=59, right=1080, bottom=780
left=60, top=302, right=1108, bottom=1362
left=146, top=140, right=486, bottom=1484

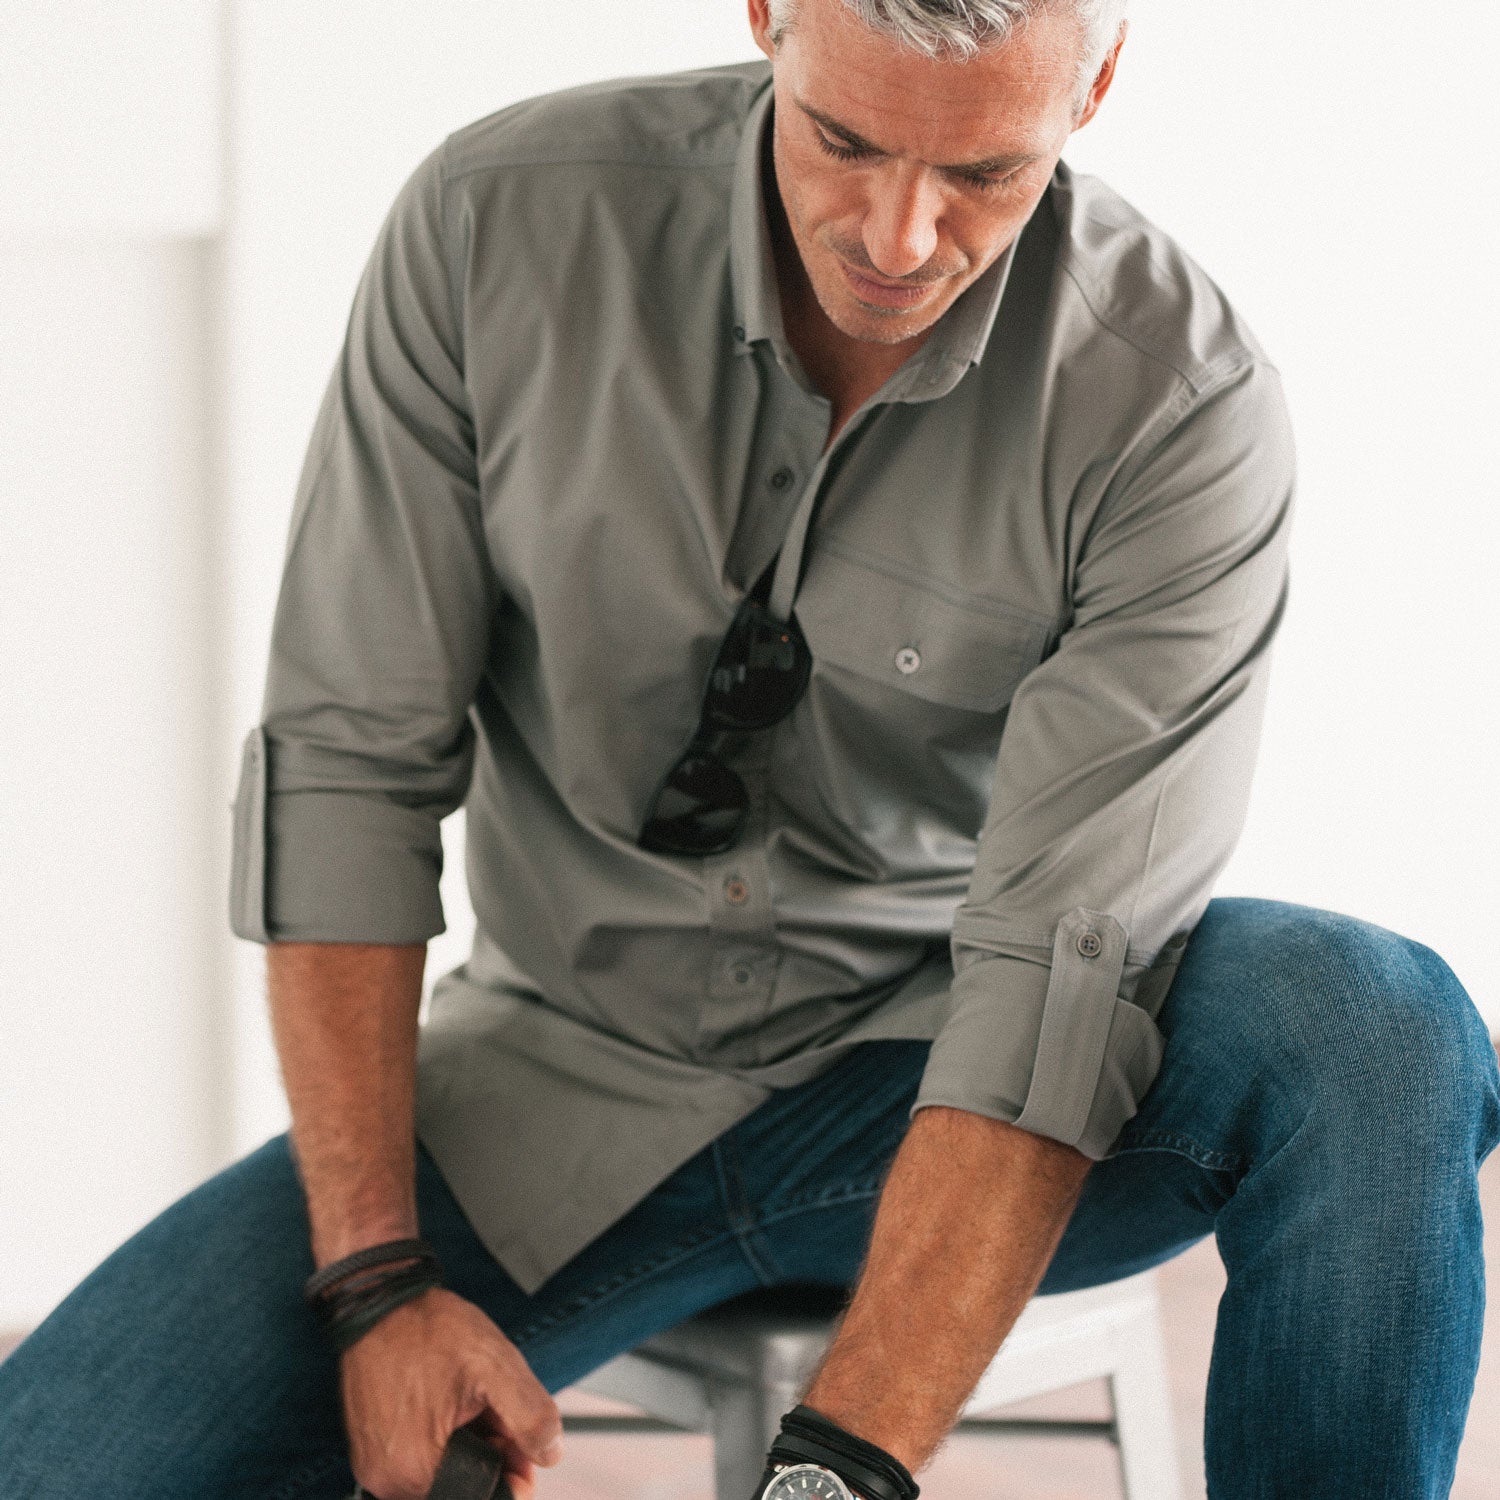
left=1, top=898, right=1496, bottom=1499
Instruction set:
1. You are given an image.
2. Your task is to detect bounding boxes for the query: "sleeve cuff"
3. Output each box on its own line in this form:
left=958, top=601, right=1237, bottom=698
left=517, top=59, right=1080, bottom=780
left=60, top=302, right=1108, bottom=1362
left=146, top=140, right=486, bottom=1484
left=228, top=726, right=447, bottom=945
left=911, top=906, right=1166, bottom=1159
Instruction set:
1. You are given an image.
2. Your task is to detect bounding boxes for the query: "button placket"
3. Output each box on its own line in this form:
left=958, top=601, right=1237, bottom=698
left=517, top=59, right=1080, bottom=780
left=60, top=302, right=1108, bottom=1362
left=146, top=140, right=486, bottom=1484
left=696, top=359, right=821, bottom=1033
left=701, top=737, right=778, bottom=1013
left=704, top=851, right=770, bottom=934
left=722, top=348, right=826, bottom=597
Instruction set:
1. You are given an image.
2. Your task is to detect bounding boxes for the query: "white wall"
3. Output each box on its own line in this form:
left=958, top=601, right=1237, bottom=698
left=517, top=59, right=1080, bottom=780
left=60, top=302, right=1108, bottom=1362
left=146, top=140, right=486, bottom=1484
left=0, top=2, right=226, bottom=1329
left=0, top=1, right=222, bottom=237
left=0, top=241, right=232, bottom=1322
left=3, top=0, right=1497, bottom=1329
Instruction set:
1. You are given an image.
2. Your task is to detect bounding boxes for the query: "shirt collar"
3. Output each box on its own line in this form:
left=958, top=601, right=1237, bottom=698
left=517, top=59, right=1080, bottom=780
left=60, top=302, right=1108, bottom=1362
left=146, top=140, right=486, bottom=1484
left=729, top=81, right=785, bottom=355
left=728, top=77, right=1019, bottom=399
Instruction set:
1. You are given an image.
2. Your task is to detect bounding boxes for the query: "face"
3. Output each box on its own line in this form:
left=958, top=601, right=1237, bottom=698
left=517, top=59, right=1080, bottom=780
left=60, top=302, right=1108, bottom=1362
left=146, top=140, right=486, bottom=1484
left=749, top=0, right=1120, bottom=349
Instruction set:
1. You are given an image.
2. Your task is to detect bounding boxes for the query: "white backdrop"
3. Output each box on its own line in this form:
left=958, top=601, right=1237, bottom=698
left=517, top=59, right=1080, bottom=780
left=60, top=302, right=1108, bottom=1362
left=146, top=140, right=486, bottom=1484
left=3, top=0, right=1498, bottom=1332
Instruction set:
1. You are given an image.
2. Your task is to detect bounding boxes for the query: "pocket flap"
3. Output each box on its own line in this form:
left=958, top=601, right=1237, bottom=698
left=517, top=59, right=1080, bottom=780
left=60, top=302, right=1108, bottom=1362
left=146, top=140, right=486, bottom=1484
left=796, top=545, right=1052, bottom=713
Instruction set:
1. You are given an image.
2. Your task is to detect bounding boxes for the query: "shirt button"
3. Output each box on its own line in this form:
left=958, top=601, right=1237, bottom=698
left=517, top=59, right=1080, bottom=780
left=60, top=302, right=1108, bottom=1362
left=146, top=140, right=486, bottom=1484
left=723, top=877, right=750, bottom=905
left=732, top=965, right=753, bottom=985
left=1076, top=931, right=1103, bottom=959
left=733, top=324, right=746, bottom=341
left=895, top=646, right=921, bottom=675
left=769, top=467, right=795, bottom=491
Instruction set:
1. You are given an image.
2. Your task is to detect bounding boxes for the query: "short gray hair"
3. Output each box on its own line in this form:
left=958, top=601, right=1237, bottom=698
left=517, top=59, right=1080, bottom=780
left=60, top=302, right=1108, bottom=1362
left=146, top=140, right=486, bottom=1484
left=765, top=0, right=1129, bottom=111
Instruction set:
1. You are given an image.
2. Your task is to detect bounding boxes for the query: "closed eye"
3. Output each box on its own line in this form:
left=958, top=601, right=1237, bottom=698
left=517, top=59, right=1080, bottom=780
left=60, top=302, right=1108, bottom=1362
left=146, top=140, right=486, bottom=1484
left=814, top=127, right=869, bottom=164
left=813, top=127, right=1018, bottom=192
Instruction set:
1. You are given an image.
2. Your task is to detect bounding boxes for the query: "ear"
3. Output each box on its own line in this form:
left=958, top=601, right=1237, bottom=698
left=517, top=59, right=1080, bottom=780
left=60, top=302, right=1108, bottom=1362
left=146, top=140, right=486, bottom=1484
left=748, top=0, right=776, bottom=62
left=1073, top=21, right=1127, bottom=130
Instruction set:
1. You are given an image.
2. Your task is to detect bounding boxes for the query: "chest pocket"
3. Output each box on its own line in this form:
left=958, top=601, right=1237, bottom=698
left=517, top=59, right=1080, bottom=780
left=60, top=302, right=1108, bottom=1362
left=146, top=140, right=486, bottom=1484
left=795, top=543, right=1053, bottom=714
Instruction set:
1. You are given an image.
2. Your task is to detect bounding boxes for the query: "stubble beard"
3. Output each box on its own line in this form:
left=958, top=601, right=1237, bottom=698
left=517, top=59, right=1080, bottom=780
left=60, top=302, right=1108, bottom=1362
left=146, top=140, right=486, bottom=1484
left=809, top=232, right=970, bottom=347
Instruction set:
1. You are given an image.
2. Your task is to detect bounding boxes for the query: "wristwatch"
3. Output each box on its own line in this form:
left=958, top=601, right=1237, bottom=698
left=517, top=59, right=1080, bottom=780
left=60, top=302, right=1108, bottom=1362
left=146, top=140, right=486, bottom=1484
left=759, top=1403, right=915, bottom=1500
left=759, top=1462, right=865, bottom=1500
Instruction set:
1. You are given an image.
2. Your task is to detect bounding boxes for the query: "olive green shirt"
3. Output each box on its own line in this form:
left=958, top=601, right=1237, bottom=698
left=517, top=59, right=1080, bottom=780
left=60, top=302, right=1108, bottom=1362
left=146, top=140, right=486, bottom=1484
left=230, top=61, right=1294, bottom=1295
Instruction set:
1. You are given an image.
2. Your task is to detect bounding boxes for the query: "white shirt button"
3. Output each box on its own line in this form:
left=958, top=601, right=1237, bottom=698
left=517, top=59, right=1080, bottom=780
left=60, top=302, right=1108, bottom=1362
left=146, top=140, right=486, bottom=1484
left=895, top=646, right=921, bottom=675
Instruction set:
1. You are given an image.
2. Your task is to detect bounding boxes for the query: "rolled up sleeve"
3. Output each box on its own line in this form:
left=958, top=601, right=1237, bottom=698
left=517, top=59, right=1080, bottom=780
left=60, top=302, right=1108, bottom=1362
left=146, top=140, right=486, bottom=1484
left=229, top=140, right=493, bottom=946
left=913, top=358, right=1296, bottom=1158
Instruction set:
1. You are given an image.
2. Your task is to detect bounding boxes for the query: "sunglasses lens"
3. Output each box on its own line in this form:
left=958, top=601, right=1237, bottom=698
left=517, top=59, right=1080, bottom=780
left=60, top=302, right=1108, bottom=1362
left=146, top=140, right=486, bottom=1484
left=639, top=592, right=814, bottom=856
left=639, top=750, right=750, bottom=855
left=704, top=602, right=811, bottom=732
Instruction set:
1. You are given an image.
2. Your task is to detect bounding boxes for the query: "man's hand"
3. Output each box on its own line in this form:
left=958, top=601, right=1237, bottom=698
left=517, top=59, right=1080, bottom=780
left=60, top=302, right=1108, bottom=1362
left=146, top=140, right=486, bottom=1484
left=800, top=1105, right=1092, bottom=1474
left=339, top=1285, right=563, bottom=1500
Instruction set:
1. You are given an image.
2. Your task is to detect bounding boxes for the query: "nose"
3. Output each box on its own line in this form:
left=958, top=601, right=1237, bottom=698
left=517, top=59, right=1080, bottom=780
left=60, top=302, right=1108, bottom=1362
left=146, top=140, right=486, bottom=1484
left=861, top=165, right=941, bottom=279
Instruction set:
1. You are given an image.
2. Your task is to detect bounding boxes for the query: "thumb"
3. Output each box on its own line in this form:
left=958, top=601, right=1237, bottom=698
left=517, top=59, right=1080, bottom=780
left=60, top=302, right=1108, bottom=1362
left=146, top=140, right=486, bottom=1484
left=479, top=1372, right=565, bottom=1468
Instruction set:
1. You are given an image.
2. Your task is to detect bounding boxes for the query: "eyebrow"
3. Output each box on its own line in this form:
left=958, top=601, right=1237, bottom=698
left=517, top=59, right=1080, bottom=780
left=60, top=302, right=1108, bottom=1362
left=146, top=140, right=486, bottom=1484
left=796, top=98, right=1042, bottom=176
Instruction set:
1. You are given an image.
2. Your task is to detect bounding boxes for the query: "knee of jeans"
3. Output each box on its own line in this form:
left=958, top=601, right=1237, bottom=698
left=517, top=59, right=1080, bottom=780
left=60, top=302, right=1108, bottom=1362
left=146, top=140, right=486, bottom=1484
left=1254, top=908, right=1500, bottom=1156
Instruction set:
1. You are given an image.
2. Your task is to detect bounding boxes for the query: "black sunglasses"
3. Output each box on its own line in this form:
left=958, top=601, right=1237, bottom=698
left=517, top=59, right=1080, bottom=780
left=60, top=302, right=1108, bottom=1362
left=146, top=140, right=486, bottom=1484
left=638, top=585, right=812, bottom=856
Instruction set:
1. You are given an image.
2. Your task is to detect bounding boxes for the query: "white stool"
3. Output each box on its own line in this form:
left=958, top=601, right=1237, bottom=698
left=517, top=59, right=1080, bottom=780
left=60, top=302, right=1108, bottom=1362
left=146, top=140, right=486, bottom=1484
left=570, top=1270, right=1181, bottom=1499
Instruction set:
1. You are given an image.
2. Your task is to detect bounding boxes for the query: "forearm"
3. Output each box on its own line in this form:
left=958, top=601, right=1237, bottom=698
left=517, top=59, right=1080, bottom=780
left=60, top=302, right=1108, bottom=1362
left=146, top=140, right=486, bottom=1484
left=266, top=941, right=427, bottom=1266
left=802, top=1105, right=1092, bottom=1474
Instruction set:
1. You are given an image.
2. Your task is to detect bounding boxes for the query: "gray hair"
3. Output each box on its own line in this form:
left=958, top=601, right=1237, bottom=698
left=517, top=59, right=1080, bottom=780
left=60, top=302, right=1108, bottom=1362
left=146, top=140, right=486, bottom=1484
left=765, top=0, right=1129, bottom=110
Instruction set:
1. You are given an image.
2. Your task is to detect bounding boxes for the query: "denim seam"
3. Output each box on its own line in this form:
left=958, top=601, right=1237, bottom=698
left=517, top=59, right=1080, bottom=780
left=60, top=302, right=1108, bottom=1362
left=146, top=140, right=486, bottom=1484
left=711, top=1137, right=779, bottom=1285
left=711, top=1137, right=753, bottom=1229
left=1118, top=981, right=1315, bottom=1179
left=1113, top=1129, right=1247, bottom=1174
left=754, top=1177, right=887, bottom=1229
left=508, top=1219, right=735, bottom=1348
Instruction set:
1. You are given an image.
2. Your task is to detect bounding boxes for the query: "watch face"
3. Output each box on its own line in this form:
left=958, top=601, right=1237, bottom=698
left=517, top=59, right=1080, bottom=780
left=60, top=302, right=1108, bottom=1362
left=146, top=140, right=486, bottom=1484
left=763, top=1463, right=854, bottom=1500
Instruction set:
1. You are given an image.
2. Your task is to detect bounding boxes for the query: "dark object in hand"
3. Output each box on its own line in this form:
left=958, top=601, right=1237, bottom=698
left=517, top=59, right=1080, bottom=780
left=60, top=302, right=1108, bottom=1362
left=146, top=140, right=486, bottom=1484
left=427, top=1422, right=514, bottom=1500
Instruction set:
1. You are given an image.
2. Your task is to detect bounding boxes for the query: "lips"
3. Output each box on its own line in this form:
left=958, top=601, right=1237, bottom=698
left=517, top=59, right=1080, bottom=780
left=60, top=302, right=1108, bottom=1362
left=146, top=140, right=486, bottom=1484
left=838, top=260, right=934, bottom=309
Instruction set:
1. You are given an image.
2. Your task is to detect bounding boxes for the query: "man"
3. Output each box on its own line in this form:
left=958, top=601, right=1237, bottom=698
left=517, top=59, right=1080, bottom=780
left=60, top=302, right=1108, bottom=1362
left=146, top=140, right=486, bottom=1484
left=0, top=1, right=1495, bottom=1497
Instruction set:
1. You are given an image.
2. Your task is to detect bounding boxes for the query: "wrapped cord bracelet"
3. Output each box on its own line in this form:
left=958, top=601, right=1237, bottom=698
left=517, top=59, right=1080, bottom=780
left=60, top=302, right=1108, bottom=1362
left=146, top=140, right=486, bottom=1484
left=303, top=1237, right=444, bottom=1352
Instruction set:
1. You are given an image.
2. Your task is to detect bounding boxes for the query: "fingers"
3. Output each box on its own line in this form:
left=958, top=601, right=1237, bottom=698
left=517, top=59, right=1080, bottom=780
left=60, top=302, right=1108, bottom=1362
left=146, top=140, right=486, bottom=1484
left=480, top=1336, right=565, bottom=1467
left=338, top=1288, right=564, bottom=1499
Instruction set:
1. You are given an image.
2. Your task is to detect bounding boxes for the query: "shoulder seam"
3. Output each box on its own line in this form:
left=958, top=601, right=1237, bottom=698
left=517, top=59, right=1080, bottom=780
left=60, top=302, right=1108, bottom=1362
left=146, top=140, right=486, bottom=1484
left=1101, top=356, right=1284, bottom=532
left=1059, top=256, right=1258, bottom=397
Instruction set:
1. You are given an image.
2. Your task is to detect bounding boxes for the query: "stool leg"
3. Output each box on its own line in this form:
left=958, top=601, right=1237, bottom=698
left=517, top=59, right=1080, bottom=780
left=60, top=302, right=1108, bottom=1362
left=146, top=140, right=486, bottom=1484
left=1109, top=1307, right=1182, bottom=1500
left=710, top=1378, right=800, bottom=1500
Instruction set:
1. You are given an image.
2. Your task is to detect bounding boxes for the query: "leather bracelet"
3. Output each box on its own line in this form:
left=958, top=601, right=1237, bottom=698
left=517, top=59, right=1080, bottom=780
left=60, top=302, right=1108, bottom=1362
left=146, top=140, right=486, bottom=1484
left=304, top=1237, right=437, bottom=1302
left=304, top=1238, right=444, bottom=1352
left=318, top=1263, right=444, bottom=1352
left=766, top=1405, right=919, bottom=1500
